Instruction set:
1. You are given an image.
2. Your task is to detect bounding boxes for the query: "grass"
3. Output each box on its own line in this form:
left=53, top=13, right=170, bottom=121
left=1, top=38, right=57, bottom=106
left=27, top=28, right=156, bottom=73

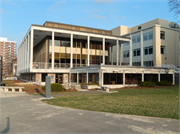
left=42, top=86, right=179, bottom=119
left=2, top=80, right=15, bottom=86
left=30, top=91, right=83, bottom=95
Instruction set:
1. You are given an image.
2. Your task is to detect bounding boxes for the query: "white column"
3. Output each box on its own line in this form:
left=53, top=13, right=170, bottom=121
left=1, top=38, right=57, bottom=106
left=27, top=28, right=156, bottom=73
left=116, top=39, right=119, bottom=65
left=103, top=37, right=105, bottom=65
left=119, top=43, right=122, bottom=65
left=27, top=33, right=29, bottom=71
left=140, top=31, right=143, bottom=66
left=109, top=45, right=111, bottom=65
left=69, top=73, right=71, bottom=83
left=77, top=73, right=79, bottom=83
left=86, top=71, right=88, bottom=83
left=111, top=45, right=113, bottom=65
left=30, top=27, right=34, bottom=71
left=173, top=72, right=175, bottom=84
left=70, top=33, right=73, bottom=68
left=142, top=71, right=144, bottom=82
left=129, top=34, right=132, bottom=66
left=123, top=71, right=125, bottom=85
left=52, top=30, right=54, bottom=69
left=87, top=35, right=90, bottom=66
left=158, top=72, right=160, bottom=82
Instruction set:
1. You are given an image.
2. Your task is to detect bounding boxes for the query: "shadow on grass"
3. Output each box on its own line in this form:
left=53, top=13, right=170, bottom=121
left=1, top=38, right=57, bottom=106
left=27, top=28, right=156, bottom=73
left=35, top=88, right=45, bottom=97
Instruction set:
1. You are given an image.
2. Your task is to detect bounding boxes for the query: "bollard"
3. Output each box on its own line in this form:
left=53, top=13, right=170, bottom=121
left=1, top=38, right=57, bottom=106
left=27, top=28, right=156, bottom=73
left=45, top=76, right=51, bottom=98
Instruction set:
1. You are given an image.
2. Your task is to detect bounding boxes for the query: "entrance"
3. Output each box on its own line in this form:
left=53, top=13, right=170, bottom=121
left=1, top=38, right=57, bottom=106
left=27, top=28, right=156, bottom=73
left=58, top=75, right=63, bottom=84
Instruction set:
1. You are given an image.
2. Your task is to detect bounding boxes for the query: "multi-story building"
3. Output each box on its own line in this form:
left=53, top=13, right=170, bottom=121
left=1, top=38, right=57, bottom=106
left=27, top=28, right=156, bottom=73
left=17, top=21, right=175, bottom=87
left=111, top=18, right=180, bottom=67
left=0, top=37, right=17, bottom=76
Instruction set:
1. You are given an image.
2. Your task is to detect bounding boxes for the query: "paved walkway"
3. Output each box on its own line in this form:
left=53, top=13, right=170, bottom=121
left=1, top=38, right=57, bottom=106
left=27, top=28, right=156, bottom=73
left=0, top=92, right=179, bottom=133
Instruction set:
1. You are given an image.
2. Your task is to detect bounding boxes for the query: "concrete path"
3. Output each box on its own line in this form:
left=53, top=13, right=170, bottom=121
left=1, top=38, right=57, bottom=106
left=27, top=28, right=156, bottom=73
left=0, top=92, right=179, bottom=134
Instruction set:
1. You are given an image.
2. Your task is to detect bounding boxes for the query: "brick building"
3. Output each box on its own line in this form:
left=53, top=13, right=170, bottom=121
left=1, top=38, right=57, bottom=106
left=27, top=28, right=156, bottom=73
left=0, top=37, right=17, bottom=76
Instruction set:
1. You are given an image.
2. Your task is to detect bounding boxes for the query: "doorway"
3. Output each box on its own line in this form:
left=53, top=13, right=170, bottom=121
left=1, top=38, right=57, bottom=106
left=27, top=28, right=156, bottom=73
left=58, top=75, right=63, bottom=84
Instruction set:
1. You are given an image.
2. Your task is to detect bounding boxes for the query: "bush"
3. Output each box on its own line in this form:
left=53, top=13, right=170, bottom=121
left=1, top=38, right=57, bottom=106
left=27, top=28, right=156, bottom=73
left=42, top=83, right=66, bottom=92
left=139, top=81, right=156, bottom=87
left=156, top=80, right=172, bottom=86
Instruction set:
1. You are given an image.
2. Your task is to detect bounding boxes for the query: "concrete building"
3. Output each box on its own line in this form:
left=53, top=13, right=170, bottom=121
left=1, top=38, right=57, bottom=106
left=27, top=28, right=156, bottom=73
left=17, top=21, right=175, bottom=86
left=0, top=37, right=17, bottom=76
left=111, top=18, right=180, bottom=67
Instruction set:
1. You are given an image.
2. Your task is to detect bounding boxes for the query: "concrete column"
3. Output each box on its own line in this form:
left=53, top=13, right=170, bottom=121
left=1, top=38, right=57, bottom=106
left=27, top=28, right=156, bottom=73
left=103, top=37, right=105, bottom=65
left=123, top=71, right=125, bottom=85
left=140, top=31, right=143, bottom=66
left=158, top=72, right=160, bottom=82
left=119, top=43, right=121, bottom=65
left=70, top=33, right=73, bottom=68
left=129, top=34, right=132, bottom=66
left=87, top=35, right=90, bottom=66
left=86, top=72, right=89, bottom=83
left=111, top=45, right=113, bottom=65
left=109, top=45, right=111, bottom=65
left=102, top=72, right=104, bottom=86
left=27, top=33, right=29, bottom=70
left=116, top=39, right=119, bottom=65
left=99, top=71, right=102, bottom=86
left=77, top=73, right=79, bottom=83
left=30, top=27, right=33, bottom=71
left=52, top=30, right=54, bottom=69
left=69, top=73, right=71, bottom=83
left=142, top=71, right=144, bottom=82
left=173, top=72, right=175, bottom=84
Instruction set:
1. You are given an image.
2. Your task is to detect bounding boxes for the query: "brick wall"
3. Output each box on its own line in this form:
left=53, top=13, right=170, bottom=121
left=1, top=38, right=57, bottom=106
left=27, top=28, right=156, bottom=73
left=35, top=73, right=42, bottom=84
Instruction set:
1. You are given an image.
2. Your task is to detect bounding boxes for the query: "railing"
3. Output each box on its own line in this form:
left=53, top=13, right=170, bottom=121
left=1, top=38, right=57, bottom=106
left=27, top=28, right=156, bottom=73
left=54, top=63, right=70, bottom=69
left=154, top=64, right=180, bottom=73
left=33, top=62, right=52, bottom=69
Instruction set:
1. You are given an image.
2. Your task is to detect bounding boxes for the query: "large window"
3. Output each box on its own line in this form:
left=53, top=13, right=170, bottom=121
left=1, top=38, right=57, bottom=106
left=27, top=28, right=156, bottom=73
left=143, top=31, right=153, bottom=41
left=123, top=50, right=129, bottom=58
left=132, top=62, right=141, bottom=66
left=143, top=61, right=153, bottom=66
left=160, top=31, right=165, bottom=40
left=132, top=35, right=141, bottom=44
left=133, top=48, right=140, bottom=57
left=123, top=42, right=129, bottom=46
left=144, top=46, right=153, bottom=55
left=161, top=46, right=165, bottom=54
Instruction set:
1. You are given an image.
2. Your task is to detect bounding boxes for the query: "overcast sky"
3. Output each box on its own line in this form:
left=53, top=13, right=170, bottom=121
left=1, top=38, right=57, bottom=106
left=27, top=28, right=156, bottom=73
left=0, top=0, right=178, bottom=49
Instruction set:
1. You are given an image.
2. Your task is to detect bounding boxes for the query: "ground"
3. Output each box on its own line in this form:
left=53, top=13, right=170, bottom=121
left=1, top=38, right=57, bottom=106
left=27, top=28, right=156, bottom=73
left=0, top=92, right=179, bottom=133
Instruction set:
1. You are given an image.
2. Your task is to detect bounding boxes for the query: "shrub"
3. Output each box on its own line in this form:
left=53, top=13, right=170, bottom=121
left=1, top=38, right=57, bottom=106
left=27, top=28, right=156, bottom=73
left=139, top=81, right=156, bottom=87
left=42, top=83, right=66, bottom=92
left=156, top=80, right=172, bottom=86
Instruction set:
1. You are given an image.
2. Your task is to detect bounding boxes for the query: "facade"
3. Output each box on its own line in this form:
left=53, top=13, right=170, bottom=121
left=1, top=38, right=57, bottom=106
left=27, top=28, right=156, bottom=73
left=111, top=18, right=180, bottom=67
left=12, top=58, right=17, bottom=76
left=17, top=21, right=175, bottom=86
left=0, top=37, right=17, bottom=76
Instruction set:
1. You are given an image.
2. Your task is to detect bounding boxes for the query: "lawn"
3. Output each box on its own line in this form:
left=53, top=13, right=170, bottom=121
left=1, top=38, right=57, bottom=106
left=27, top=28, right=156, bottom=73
left=42, top=86, right=179, bottom=119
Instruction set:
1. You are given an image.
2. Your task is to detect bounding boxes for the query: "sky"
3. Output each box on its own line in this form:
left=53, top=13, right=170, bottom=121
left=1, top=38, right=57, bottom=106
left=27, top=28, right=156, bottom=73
left=0, top=0, right=178, bottom=49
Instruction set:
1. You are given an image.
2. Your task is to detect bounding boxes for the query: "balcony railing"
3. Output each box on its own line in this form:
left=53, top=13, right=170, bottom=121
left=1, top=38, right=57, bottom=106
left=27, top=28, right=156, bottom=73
left=33, top=62, right=52, bottom=69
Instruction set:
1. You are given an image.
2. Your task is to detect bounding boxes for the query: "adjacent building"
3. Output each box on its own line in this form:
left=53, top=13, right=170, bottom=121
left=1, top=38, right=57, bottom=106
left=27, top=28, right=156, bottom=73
left=0, top=37, right=17, bottom=76
left=111, top=18, right=180, bottom=67
left=17, top=20, right=175, bottom=86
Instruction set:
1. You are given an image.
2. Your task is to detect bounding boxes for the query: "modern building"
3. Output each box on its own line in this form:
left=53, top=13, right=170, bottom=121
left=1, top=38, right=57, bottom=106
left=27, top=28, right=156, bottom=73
left=0, top=37, right=17, bottom=76
left=111, top=18, right=180, bottom=67
left=17, top=20, right=175, bottom=86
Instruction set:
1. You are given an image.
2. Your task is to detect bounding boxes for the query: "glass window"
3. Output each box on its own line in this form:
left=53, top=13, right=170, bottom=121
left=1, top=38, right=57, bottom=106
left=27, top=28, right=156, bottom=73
left=138, top=26, right=141, bottom=30
left=161, top=46, right=165, bottom=54
left=149, top=46, right=153, bottom=54
left=144, top=47, right=148, bottom=55
left=77, top=41, right=80, bottom=48
left=137, top=48, right=140, bottom=56
left=149, top=31, right=153, bottom=40
left=123, top=50, right=129, bottom=58
left=123, top=42, right=129, bottom=46
left=160, top=31, right=165, bottom=40
left=49, top=40, right=52, bottom=46
left=132, top=36, right=136, bottom=44
left=137, top=35, right=140, bottom=43
left=61, top=40, right=66, bottom=46
left=55, top=40, right=60, bottom=46
left=143, top=33, right=148, bottom=41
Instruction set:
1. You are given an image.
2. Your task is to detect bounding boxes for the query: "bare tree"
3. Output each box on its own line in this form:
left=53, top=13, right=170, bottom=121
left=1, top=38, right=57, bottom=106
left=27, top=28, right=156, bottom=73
left=168, top=0, right=180, bottom=17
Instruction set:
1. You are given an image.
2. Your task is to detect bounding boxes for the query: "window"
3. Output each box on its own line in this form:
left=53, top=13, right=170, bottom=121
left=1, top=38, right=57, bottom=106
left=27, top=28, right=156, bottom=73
left=160, top=31, right=165, bottom=40
left=143, top=61, right=153, bottom=67
left=133, top=62, right=141, bottom=66
left=123, top=50, right=129, bottom=58
left=143, top=31, right=153, bottom=41
left=138, top=26, right=141, bottom=30
left=123, top=42, right=129, bottom=46
left=132, top=35, right=141, bottom=44
left=161, top=46, right=165, bottom=54
left=144, top=46, right=153, bottom=55
left=55, top=40, right=60, bottom=46
left=133, top=48, right=140, bottom=57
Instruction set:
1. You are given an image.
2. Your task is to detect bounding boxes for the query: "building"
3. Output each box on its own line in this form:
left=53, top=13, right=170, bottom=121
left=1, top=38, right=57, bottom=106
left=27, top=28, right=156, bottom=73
left=111, top=18, right=180, bottom=67
left=0, top=37, right=17, bottom=76
left=17, top=21, right=175, bottom=86
left=12, top=58, right=17, bottom=76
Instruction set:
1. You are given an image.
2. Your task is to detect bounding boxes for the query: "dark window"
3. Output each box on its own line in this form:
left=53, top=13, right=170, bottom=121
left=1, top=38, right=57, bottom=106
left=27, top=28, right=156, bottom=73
left=138, top=26, right=141, bottom=30
left=161, top=46, right=165, bottom=54
left=160, top=31, right=165, bottom=40
left=149, top=46, right=153, bottom=54
left=137, top=49, right=140, bottom=56
left=42, top=73, right=48, bottom=82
